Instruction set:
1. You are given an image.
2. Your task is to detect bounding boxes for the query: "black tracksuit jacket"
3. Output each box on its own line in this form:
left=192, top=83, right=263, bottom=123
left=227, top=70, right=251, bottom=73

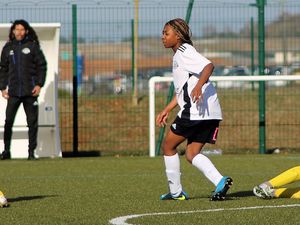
left=0, top=37, right=47, bottom=96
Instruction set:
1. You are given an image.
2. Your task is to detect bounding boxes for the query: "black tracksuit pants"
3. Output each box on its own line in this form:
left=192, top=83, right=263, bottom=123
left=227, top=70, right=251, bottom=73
left=4, top=96, right=38, bottom=153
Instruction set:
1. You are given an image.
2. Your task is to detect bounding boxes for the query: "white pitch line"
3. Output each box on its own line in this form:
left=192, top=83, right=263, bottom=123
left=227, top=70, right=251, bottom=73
left=109, top=204, right=300, bottom=225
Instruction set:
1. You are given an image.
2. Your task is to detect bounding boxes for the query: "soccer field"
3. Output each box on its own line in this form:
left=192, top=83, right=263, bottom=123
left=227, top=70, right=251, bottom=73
left=0, top=155, right=299, bottom=225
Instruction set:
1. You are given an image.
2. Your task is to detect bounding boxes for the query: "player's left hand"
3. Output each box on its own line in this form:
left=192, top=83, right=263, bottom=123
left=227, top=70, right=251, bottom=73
left=32, top=85, right=41, bottom=96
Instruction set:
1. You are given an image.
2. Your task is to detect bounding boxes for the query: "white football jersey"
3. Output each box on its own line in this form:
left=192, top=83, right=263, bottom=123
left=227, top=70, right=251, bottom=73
left=172, top=43, right=222, bottom=120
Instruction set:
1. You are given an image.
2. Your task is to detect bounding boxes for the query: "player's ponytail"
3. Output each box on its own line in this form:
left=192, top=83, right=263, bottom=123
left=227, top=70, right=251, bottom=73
left=165, top=18, right=193, bottom=46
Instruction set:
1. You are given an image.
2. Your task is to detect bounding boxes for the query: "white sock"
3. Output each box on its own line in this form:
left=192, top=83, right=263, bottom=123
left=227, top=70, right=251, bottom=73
left=164, top=153, right=182, bottom=197
left=259, top=182, right=271, bottom=189
left=192, top=153, right=223, bottom=186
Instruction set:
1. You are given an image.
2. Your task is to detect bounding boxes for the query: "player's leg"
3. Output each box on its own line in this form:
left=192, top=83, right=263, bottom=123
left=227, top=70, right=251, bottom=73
left=186, top=142, right=232, bottom=200
left=1, top=97, right=21, bottom=160
left=185, top=120, right=232, bottom=200
left=186, top=142, right=223, bottom=186
left=269, top=166, right=300, bottom=187
left=22, top=96, right=38, bottom=160
left=160, top=129, right=188, bottom=200
left=254, top=166, right=300, bottom=199
left=274, top=187, right=300, bottom=199
left=253, top=186, right=300, bottom=199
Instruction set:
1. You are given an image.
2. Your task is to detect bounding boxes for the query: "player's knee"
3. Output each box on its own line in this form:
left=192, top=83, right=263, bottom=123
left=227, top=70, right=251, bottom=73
left=162, top=140, right=175, bottom=155
left=185, top=152, right=194, bottom=164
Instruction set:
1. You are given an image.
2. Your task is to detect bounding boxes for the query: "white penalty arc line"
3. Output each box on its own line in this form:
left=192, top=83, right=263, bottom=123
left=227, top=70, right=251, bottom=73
left=109, top=204, right=300, bottom=225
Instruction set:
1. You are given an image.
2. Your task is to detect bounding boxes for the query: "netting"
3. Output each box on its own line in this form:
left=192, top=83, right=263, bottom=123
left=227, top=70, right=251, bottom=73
left=149, top=75, right=300, bottom=156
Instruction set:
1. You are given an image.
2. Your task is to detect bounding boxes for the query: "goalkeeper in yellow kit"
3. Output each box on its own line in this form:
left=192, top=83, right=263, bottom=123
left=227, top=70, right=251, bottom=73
left=253, top=166, right=300, bottom=199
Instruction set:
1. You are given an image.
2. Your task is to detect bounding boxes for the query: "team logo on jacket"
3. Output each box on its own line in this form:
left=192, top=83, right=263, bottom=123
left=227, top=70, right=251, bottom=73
left=22, top=48, right=30, bottom=54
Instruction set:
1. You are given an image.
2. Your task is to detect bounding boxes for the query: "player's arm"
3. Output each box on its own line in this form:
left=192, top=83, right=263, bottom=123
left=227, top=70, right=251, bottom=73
left=156, top=95, right=177, bottom=127
left=32, top=44, right=47, bottom=97
left=191, top=63, right=214, bottom=103
left=0, top=44, right=10, bottom=99
left=33, top=44, right=47, bottom=87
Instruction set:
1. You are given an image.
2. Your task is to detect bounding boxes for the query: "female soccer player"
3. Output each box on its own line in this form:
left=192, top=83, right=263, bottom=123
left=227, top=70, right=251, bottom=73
left=253, top=166, right=300, bottom=199
left=156, top=18, right=232, bottom=201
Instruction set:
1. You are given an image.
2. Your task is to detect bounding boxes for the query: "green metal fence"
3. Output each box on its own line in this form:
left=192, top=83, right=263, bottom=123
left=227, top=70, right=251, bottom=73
left=0, top=0, right=300, bottom=155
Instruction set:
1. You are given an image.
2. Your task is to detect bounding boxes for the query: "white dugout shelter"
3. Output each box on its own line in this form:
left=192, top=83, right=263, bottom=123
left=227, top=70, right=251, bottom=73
left=0, top=23, right=61, bottom=158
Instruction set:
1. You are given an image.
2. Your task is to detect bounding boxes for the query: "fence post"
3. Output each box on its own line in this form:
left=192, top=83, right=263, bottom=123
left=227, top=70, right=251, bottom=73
left=250, top=17, right=255, bottom=90
left=132, top=0, right=139, bottom=106
left=257, top=0, right=266, bottom=154
left=72, top=4, right=78, bottom=155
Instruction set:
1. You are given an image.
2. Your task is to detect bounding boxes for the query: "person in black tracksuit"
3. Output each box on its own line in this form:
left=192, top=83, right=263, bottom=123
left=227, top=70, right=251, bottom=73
left=0, top=19, right=47, bottom=160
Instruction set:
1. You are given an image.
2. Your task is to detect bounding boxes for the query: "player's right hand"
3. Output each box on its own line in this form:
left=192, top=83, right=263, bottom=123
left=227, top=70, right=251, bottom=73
left=156, top=110, right=169, bottom=127
left=1, top=90, right=9, bottom=99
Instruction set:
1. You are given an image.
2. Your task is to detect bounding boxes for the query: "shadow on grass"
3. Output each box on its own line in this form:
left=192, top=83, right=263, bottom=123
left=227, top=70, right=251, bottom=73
left=191, top=190, right=254, bottom=201
left=189, top=195, right=211, bottom=200
left=227, top=190, right=254, bottom=198
left=8, top=195, right=59, bottom=203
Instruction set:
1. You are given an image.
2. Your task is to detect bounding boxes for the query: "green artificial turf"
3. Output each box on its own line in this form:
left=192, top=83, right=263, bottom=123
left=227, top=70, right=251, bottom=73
left=0, top=154, right=299, bottom=225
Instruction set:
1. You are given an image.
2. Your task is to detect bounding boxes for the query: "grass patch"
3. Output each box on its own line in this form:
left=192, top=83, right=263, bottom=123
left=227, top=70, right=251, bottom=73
left=0, top=154, right=299, bottom=224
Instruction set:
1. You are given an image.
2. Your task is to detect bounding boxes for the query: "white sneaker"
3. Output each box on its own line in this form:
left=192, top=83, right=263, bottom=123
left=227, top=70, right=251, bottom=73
left=253, top=185, right=273, bottom=199
left=0, top=191, right=9, bottom=207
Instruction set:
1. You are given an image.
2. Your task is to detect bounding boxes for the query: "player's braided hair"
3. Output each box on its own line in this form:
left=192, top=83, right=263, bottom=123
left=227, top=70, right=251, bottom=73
left=165, top=18, right=193, bottom=46
left=9, top=19, right=40, bottom=46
